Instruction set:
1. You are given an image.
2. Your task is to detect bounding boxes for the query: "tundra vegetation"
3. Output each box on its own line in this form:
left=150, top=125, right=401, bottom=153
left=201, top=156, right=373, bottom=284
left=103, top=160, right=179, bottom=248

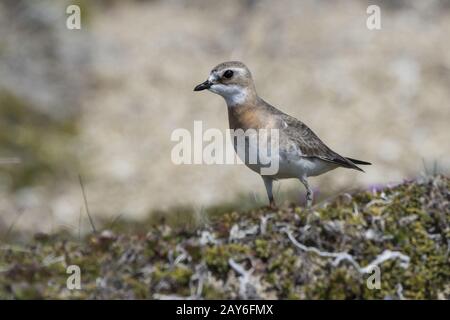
left=1, top=175, right=448, bottom=299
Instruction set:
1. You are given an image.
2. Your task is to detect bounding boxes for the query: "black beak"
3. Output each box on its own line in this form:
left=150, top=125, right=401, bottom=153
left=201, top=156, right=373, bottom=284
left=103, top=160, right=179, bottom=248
left=194, top=80, right=212, bottom=91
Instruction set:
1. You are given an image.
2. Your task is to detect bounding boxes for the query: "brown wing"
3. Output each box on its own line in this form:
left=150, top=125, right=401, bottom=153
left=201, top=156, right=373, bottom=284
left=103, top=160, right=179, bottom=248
left=282, top=114, right=363, bottom=171
left=259, top=99, right=364, bottom=171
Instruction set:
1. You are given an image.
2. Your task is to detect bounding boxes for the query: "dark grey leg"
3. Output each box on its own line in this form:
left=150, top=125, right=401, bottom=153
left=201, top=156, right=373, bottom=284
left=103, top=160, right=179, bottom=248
left=262, top=176, right=276, bottom=208
left=299, top=176, right=313, bottom=207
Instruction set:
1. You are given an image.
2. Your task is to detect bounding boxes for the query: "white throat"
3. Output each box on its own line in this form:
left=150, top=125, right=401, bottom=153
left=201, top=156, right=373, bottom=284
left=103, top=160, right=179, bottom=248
left=209, top=84, right=249, bottom=107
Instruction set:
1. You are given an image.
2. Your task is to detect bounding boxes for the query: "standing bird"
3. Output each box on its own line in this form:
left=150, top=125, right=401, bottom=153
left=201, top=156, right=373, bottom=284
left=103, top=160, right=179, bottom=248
left=194, top=61, right=370, bottom=208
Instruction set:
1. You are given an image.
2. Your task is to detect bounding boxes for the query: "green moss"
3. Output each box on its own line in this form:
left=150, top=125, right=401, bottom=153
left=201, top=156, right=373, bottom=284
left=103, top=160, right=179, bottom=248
left=202, top=284, right=227, bottom=299
left=205, top=244, right=250, bottom=274
left=0, top=175, right=449, bottom=299
left=255, top=239, right=271, bottom=260
left=152, top=265, right=193, bottom=296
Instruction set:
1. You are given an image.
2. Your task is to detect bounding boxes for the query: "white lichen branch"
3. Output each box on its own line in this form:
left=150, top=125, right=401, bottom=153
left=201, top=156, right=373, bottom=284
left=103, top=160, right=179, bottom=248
left=229, top=258, right=256, bottom=299
left=284, top=228, right=410, bottom=274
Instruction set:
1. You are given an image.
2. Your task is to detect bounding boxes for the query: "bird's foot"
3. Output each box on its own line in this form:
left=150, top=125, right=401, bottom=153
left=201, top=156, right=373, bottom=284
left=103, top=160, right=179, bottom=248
left=266, top=201, right=278, bottom=211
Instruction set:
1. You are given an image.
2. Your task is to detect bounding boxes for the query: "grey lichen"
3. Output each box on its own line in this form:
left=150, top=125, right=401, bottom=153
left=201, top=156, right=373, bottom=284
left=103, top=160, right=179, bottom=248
left=0, top=175, right=449, bottom=299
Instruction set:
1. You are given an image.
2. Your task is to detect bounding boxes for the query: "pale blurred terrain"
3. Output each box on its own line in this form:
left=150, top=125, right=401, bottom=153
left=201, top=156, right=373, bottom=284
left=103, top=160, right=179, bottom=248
left=0, top=0, right=449, bottom=234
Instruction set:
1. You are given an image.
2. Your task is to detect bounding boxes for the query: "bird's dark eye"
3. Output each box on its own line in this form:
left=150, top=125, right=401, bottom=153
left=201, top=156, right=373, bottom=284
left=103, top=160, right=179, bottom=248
left=223, top=70, right=234, bottom=79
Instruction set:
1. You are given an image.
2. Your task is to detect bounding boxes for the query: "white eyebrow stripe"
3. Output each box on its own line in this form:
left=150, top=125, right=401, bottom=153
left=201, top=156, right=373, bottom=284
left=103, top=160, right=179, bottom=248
left=209, top=67, right=246, bottom=81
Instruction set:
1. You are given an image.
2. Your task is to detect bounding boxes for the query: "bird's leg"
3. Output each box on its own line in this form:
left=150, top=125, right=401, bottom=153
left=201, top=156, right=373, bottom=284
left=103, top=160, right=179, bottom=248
left=299, top=176, right=313, bottom=207
left=262, top=176, right=276, bottom=209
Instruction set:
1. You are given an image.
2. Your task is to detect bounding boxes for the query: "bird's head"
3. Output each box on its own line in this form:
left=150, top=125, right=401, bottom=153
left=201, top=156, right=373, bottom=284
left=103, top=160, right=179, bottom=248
left=194, top=61, right=256, bottom=106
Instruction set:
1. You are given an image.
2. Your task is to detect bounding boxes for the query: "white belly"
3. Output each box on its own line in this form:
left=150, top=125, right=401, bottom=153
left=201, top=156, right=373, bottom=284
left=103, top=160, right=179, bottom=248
left=242, top=151, right=338, bottom=179
left=232, top=134, right=338, bottom=179
left=275, top=156, right=337, bottom=178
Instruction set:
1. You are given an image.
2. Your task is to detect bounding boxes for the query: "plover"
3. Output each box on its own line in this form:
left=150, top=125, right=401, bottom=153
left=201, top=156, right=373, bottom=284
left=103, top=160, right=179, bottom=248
left=194, top=61, right=370, bottom=207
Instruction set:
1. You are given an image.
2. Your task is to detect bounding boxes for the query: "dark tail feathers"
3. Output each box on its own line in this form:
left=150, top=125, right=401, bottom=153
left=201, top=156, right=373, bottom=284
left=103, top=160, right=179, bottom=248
left=346, top=157, right=372, bottom=166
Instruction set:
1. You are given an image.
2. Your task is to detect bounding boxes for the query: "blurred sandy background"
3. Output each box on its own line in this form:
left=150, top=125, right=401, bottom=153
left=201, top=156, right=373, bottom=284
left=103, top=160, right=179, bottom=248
left=0, top=0, right=449, bottom=234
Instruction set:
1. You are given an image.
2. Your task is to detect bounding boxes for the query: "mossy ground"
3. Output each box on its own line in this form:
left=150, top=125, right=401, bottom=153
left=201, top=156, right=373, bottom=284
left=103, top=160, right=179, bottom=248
left=0, top=175, right=449, bottom=299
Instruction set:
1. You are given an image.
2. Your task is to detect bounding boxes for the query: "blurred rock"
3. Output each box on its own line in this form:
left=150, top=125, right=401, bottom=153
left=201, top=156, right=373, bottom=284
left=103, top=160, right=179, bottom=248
left=0, top=0, right=449, bottom=233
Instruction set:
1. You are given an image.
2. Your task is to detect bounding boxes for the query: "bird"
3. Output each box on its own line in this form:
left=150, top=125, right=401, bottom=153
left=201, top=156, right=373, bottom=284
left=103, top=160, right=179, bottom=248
left=194, top=61, right=371, bottom=208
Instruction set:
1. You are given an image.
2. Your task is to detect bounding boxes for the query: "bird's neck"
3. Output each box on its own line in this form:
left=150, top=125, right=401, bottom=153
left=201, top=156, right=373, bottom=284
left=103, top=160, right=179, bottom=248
left=224, top=86, right=258, bottom=108
left=227, top=96, right=264, bottom=130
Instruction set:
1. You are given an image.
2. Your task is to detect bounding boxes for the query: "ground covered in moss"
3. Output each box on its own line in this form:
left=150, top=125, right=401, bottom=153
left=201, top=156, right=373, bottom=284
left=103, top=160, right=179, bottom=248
left=0, top=175, right=449, bottom=299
